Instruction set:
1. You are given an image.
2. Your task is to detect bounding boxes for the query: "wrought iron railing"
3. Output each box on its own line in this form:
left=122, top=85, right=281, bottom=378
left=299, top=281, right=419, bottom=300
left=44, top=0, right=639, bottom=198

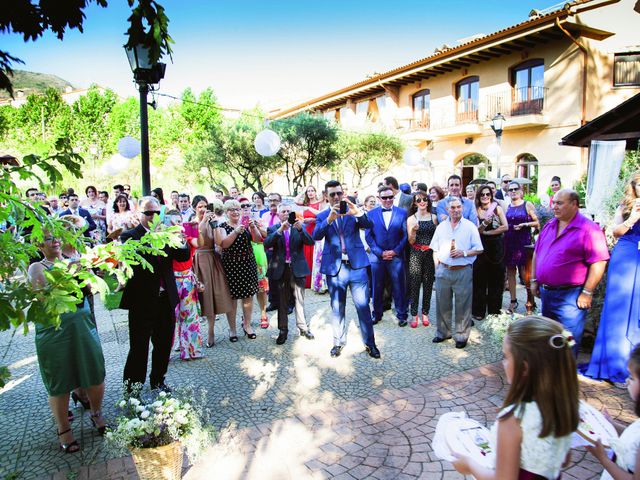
left=485, top=86, right=547, bottom=118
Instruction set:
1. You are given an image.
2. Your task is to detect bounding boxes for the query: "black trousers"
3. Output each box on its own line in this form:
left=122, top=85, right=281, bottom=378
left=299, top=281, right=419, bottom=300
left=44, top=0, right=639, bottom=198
left=123, top=292, right=175, bottom=389
left=276, top=264, right=306, bottom=332
left=472, top=254, right=505, bottom=317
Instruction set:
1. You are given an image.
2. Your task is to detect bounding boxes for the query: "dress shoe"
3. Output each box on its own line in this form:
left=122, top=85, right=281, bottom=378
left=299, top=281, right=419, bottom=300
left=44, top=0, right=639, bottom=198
left=151, top=383, right=172, bottom=393
left=330, top=345, right=343, bottom=357
left=372, top=317, right=381, bottom=325
left=365, top=345, right=381, bottom=359
left=299, top=328, right=314, bottom=340
left=276, top=331, right=287, bottom=345
left=455, top=340, right=468, bottom=349
left=432, top=336, right=451, bottom=343
left=287, top=306, right=294, bottom=315
left=266, top=304, right=277, bottom=312
left=398, top=319, right=408, bottom=327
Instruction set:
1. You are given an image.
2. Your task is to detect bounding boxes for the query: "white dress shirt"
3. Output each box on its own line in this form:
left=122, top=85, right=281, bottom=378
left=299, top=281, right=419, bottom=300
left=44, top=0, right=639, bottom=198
left=381, top=208, right=393, bottom=229
left=430, top=218, right=483, bottom=266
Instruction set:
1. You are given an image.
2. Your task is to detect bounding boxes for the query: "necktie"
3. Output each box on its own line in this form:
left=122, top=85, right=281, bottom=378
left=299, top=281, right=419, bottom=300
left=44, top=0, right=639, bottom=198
left=269, top=212, right=277, bottom=227
left=336, top=218, right=347, bottom=254
left=284, top=230, right=291, bottom=262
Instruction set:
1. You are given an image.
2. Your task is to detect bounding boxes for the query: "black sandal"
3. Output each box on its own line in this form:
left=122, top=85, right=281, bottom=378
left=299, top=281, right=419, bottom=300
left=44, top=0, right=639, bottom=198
left=229, top=334, right=239, bottom=343
left=58, top=428, right=80, bottom=453
left=71, top=391, right=90, bottom=410
left=507, top=299, right=519, bottom=313
left=90, top=411, right=108, bottom=437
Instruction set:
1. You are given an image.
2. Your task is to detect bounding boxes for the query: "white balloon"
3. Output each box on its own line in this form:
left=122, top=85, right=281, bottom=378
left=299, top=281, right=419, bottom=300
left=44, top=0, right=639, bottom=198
left=109, top=154, right=130, bottom=173
left=444, top=149, right=456, bottom=162
left=403, top=147, right=422, bottom=166
left=199, top=167, right=208, bottom=175
left=100, top=162, right=117, bottom=176
left=486, top=143, right=501, bottom=158
left=254, top=129, right=281, bottom=157
left=118, top=136, right=141, bottom=159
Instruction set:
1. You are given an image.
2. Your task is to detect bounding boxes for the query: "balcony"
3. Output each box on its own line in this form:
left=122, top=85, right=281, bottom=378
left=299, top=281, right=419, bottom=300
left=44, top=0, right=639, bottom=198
left=484, top=87, right=549, bottom=129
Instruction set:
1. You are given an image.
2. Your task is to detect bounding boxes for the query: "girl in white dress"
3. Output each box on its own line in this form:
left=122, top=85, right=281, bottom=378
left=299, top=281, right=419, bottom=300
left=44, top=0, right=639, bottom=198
left=587, top=343, right=640, bottom=479
left=453, top=315, right=579, bottom=479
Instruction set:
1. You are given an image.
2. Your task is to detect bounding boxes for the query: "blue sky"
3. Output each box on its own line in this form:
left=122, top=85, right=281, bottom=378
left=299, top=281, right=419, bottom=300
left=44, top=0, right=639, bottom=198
left=2, top=0, right=552, bottom=109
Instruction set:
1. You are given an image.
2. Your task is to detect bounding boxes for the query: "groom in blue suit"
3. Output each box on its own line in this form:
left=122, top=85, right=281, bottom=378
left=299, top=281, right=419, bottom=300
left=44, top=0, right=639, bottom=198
left=313, top=180, right=380, bottom=359
left=366, top=185, right=409, bottom=326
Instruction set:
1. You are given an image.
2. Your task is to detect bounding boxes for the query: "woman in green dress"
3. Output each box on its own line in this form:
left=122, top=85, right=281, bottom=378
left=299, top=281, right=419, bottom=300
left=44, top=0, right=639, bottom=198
left=27, top=234, right=108, bottom=453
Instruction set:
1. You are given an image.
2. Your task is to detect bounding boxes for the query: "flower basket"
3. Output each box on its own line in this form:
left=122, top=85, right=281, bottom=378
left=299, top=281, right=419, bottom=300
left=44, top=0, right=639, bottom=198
left=130, top=441, right=184, bottom=480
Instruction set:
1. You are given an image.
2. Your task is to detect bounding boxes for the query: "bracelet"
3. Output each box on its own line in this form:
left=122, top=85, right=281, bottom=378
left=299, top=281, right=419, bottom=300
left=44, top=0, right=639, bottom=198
left=581, top=289, right=593, bottom=296
left=623, top=219, right=635, bottom=229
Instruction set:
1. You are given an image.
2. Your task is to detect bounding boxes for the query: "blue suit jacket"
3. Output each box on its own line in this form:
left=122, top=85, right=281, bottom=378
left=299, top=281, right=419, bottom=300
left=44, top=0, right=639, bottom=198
left=313, top=209, right=372, bottom=275
left=365, top=206, right=407, bottom=259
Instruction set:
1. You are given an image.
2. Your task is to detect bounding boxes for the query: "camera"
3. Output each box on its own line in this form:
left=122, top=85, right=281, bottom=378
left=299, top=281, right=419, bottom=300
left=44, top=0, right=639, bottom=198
left=209, top=219, right=219, bottom=229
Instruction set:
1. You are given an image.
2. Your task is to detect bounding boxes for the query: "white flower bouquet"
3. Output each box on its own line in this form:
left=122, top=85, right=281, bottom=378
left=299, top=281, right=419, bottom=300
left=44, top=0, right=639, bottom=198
left=105, top=387, right=214, bottom=462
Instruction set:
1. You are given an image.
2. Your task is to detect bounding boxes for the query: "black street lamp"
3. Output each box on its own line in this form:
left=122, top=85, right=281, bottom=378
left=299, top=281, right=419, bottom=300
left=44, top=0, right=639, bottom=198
left=125, top=45, right=166, bottom=196
left=490, top=112, right=506, bottom=178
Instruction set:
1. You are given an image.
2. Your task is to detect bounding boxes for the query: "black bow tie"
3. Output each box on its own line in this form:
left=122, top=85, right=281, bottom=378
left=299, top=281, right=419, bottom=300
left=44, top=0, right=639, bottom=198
left=382, top=208, right=392, bottom=212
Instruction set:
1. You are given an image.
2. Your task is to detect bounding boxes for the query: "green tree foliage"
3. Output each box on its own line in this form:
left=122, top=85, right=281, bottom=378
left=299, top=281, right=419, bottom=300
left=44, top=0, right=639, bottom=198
left=186, top=111, right=278, bottom=192
left=71, top=85, right=119, bottom=154
left=273, top=113, right=339, bottom=195
left=336, top=130, right=403, bottom=189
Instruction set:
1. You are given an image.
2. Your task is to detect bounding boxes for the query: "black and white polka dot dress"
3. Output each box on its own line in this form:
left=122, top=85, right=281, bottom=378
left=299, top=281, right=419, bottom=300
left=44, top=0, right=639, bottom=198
left=220, top=222, right=259, bottom=300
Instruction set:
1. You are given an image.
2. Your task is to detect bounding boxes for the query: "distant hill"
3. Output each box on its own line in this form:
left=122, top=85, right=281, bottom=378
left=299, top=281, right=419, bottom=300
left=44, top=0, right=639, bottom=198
left=0, top=70, right=73, bottom=100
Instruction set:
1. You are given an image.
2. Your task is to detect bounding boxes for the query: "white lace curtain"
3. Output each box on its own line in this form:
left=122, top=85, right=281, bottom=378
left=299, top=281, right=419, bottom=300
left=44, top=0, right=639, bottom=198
left=586, top=140, right=625, bottom=220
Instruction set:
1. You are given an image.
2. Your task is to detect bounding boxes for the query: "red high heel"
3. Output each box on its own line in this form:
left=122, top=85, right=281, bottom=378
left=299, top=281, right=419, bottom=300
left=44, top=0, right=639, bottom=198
left=422, top=314, right=430, bottom=327
left=410, top=316, right=419, bottom=328
left=260, top=316, right=269, bottom=329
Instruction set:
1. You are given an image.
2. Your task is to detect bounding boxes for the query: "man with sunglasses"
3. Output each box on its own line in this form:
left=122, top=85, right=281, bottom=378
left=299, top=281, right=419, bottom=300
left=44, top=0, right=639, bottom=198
left=366, top=185, right=409, bottom=327
left=119, top=196, right=191, bottom=392
left=382, top=176, right=413, bottom=213
left=494, top=174, right=513, bottom=206
left=313, top=180, right=380, bottom=359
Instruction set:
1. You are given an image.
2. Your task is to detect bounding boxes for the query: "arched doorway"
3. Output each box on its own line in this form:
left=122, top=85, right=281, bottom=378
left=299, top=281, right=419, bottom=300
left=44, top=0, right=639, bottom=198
left=458, top=153, right=491, bottom=189
left=516, top=153, right=539, bottom=194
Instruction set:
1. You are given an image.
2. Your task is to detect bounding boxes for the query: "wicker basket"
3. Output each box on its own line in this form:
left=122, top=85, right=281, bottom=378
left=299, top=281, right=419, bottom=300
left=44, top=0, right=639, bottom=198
left=130, top=441, right=184, bottom=480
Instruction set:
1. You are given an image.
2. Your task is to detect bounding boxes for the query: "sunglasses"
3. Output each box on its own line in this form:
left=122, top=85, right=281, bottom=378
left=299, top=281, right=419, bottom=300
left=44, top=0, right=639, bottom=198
left=142, top=210, right=159, bottom=216
left=240, top=204, right=251, bottom=208
left=480, top=192, right=492, bottom=197
left=328, top=191, right=344, bottom=198
left=124, top=188, right=131, bottom=191
left=414, top=197, right=428, bottom=203
left=508, top=188, right=520, bottom=192
left=380, top=195, right=394, bottom=200
left=502, top=180, right=511, bottom=184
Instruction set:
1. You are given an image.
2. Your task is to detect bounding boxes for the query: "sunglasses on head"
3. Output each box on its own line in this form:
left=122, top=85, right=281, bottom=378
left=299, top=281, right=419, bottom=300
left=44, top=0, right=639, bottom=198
left=414, top=197, right=428, bottom=203
left=142, top=210, right=159, bottom=216
left=328, top=191, right=343, bottom=198
left=380, top=195, right=394, bottom=200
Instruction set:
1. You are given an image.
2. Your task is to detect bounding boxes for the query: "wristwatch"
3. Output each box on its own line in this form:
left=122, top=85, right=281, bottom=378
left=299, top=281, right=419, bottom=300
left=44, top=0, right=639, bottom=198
left=463, top=250, right=468, bottom=258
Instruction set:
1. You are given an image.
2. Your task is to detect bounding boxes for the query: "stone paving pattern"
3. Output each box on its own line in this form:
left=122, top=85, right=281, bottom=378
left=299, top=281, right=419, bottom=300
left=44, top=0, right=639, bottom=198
left=0, top=286, right=631, bottom=479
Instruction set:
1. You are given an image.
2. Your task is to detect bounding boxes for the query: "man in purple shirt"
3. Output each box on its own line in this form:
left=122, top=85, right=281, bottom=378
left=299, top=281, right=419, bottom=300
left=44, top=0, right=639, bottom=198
left=531, top=189, right=609, bottom=353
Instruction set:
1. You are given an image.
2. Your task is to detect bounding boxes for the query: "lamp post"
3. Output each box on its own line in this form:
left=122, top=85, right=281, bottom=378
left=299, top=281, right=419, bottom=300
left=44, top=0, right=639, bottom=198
left=490, top=112, right=506, bottom=178
left=125, top=45, right=166, bottom=196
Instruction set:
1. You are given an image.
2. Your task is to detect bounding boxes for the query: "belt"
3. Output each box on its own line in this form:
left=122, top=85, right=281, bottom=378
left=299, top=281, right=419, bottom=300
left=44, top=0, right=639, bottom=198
left=440, top=263, right=469, bottom=270
left=411, top=244, right=431, bottom=251
left=541, top=284, right=581, bottom=291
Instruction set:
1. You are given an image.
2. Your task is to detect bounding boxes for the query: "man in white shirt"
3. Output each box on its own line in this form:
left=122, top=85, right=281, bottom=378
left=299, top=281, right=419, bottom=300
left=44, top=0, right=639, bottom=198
left=430, top=197, right=483, bottom=348
left=495, top=174, right=513, bottom=207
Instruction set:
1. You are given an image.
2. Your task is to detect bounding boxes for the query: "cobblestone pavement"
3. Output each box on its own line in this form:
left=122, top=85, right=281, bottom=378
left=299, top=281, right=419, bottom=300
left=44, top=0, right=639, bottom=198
left=0, top=286, right=631, bottom=479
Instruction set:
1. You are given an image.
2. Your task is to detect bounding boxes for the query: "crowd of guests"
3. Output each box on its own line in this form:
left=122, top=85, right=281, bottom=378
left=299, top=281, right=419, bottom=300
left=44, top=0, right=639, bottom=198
left=22, top=169, right=640, bottom=468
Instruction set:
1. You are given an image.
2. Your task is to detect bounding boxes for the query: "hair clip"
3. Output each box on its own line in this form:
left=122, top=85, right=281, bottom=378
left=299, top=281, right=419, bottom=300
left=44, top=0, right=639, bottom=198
left=549, top=330, right=576, bottom=349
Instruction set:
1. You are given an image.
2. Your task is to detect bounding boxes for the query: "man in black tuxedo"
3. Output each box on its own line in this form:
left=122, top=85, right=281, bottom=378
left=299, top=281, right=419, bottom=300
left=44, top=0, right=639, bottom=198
left=119, top=196, right=190, bottom=391
left=58, top=193, right=97, bottom=237
left=264, top=203, right=315, bottom=345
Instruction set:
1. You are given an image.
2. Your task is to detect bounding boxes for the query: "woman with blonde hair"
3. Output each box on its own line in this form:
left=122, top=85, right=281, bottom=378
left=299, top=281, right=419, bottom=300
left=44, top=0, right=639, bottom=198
left=215, top=199, right=261, bottom=340
left=583, top=171, right=640, bottom=383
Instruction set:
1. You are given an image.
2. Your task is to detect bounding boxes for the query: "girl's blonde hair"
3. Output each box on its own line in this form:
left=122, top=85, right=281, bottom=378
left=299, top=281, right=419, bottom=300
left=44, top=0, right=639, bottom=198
left=621, top=171, right=640, bottom=220
left=502, top=315, right=579, bottom=438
